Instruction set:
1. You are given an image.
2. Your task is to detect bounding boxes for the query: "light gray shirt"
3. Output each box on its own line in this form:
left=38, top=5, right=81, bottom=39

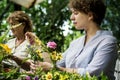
left=6, top=38, right=30, bottom=59
left=57, top=30, right=118, bottom=80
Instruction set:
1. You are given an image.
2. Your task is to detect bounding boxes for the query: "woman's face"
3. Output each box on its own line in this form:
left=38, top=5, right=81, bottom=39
left=70, top=8, right=91, bottom=30
left=10, top=22, right=25, bottom=37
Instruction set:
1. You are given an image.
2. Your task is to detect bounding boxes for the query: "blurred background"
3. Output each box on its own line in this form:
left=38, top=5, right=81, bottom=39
left=0, top=0, right=120, bottom=79
left=0, top=0, right=120, bottom=52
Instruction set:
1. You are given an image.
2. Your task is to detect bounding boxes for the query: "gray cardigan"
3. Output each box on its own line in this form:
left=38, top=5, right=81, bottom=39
left=57, top=30, right=118, bottom=80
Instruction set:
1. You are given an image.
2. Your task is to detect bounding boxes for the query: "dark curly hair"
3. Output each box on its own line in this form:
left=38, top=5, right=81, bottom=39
left=7, top=11, right=32, bottom=33
left=68, top=0, right=106, bottom=25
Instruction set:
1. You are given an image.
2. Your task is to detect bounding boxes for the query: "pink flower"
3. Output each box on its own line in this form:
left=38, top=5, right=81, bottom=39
left=47, top=41, right=57, bottom=49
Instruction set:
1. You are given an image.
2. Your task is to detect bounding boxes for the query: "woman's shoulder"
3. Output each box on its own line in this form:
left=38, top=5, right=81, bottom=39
left=99, top=30, right=117, bottom=43
left=70, top=35, right=85, bottom=44
left=6, top=38, right=16, bottom=44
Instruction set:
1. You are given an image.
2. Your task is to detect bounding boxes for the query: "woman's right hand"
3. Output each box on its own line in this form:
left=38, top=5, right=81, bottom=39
left=30, top=62, right=53, bottom=71
left=25, top=32, right=37, bottom=45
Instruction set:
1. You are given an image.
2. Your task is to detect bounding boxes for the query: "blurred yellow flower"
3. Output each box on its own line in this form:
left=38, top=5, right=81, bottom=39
left=64, top=74, right=69, bottom=80
left=60, top=74, right=64, bottom=80
left=54, top=72, right=60, bottom=77
left=86, top=72, right=91, bottom=78
left=57, top=53, right=62, bottom=60
left=45, top=72, right=53, bottom=80
left=51, top=51, right=62, bottom=61
left=51, top=53, right=58, bottom=61
left=0, top=43, right=11, bottom=54
left=52, top=51, right=57, bottom=54
left=59, top=74, right=69, bottom=80
left=35, top=38, right=42, bottom=46
left=36, top=49, right=42, bottom=58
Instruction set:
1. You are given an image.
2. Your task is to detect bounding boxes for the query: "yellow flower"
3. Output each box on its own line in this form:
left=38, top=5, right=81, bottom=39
left=54, top=72, right=60, bottom=77
left=35, top=38, right=42, bottom=46
left=51, top=51, right=62, bottom=61
left=36, top=49, right=42, bottom=58
left=51, top=54, right=58, bottom=61
left=52, top=51, right=57, bottom=54
left=0, top=44, right=11, bottom=54
left=60, top=74, right=69, bottom=80
left=64, top=74, right=69, bottom=80
left=57, top=53, right=62, bottom=60
left=45, top=72, right=53, bottom=80
left=35, top=49, right=41, bottom=53
left=60, top=74, right=64, bottom=80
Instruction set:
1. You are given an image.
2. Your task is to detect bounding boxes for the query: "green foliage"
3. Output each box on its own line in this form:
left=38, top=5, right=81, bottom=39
left=0, top=67, right=21, bottom=80
left=0, top=67, right=109, bottom=80
left=22, top=0, right=70, bottom=52
left=0, top=0, right=120, bottom=51
left=103, top=0, right=120, bottom=48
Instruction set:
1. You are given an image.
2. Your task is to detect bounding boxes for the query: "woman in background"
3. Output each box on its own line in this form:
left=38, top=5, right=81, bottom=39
left=7, top=11, right=32, bottom=59
left=3, top=11, right=33, bottom=70
left=6, top=11, right=51, bottom=71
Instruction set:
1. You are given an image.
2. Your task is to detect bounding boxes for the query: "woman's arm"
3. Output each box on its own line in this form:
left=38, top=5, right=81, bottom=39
left=57, top=38, right=118, bottom=76
left=10, top=55, right=31, bottom=71
left=58, top=66, right=77, bottom=73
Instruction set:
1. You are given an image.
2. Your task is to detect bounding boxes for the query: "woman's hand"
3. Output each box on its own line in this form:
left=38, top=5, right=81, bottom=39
left=30, top=62, right=53, bottom=71
left=40, top=62, right=53, bottom=71
left=25, top=32, right=37, bottom=45
left=58, top=66, right=77, bottom=73
left=6, top=55, right=31, bottom=71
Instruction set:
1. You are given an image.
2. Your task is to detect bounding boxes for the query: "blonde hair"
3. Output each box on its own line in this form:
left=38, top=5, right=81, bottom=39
left=7, top=11, right=33, bottom=33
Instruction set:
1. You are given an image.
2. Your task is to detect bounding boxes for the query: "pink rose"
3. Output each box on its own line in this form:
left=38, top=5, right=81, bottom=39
left=47, top=41, right=57, bottom=49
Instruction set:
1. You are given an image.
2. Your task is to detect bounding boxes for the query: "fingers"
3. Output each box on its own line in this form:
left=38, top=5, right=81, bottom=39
left=30, top=62, right=53, bottom=72
left=25, top=32, right=36, bottom=39
left=58, top=66, right=65, bottom=71
left=58, top=67, right=73, bottom=73
left=30, top=62, right=41, bottom=72
left=25, top=32, right=36, bottom=45
left=25, top=71, right=34, bottom=74
left=30, top=63, right=36, bottom=70
left=39, top=62, right=53, bottom=71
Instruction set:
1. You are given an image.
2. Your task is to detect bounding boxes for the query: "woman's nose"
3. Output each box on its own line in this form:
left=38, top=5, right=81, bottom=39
left=70, top=14, right=75, bottom=21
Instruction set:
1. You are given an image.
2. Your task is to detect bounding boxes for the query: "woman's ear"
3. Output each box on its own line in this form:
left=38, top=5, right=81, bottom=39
left=22, top=22, right=26, bottom=28
left=88, top=12, right=93, bottom=21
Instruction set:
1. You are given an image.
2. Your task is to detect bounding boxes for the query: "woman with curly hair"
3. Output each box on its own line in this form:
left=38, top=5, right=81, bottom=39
left=2, top=11, right=33, bottom=71
left=56, top=0, right=118, bottom=79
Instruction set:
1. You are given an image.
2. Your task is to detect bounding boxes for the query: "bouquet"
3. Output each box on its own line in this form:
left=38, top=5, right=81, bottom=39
left=0, top=28, right=22, bottom=80
left=0, top=29, right=11, bottom=68
left=46, top=41, right=62, bottom=68
left=23, top=33, right=108, bottom=80
left=26, top=37, right=44, bottom=62
left=0, top=44, right=11, bottom=63
left=26, top=35, right=62, bottom=67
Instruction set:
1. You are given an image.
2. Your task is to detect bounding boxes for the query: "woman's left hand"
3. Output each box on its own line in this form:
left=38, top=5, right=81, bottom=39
left=58, top=66, right=76, bottom=73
